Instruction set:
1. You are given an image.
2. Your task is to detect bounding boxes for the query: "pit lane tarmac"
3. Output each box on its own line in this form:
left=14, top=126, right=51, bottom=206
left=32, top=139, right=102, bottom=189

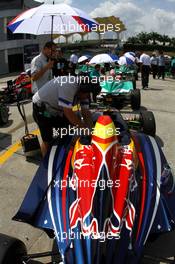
left=0, top=75, right=175, bottom=263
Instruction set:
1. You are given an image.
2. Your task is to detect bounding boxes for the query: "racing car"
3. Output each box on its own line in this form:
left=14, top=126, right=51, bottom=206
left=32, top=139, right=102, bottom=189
left=0, top=70, right=32, bottom=104
left=115, top=64, right=138, bottom=90
left=0, top=111, right=174, bottom=264
left=98, top=80, right=140, bottom=110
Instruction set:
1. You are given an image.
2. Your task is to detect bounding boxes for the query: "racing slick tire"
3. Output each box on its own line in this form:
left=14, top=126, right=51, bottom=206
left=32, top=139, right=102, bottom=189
left=142, top=230, right=175, bottom=263
left=141, top=111, right=156, bottom=137
left=132, top=79, right=136, bottom=90
left=113, top=101, right=124, bottom=110
left=0, top=233, right=27, bottom=264
left=0, top=104, right=9, bottom=125
left=131, top=89, right=141, bottom=110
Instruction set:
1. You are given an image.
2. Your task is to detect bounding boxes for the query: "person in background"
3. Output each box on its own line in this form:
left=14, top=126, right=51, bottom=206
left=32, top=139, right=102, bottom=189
left=77, top=55, right=90, bottom=73
left=69, top=53, right=79, bottom=75
left=158, top=51, right=165, bottom=80
left=90, top=64, right=101, bottom=79
left=109, top=68, right=116, bottom=79
left=150, top=53, right=158, bottom=79
left=140, top=52, right=151, bottom=89
left=89, top=64, right=101, bottom=102
left=171, top=56, right=175, bottom=79
left=135, top=51, right=141, bottom=80
left=31, top=42, right=57, bottom=94
left=52, top=48, right=69, bottom=77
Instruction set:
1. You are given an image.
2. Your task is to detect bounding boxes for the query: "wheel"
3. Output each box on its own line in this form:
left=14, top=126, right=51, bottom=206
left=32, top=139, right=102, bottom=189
left=0, top=233, right=27, bottom=264
left=113, top=101, right=124, bottom=110
left=0, top=104, right=9, bottom=125
left=52, top=240, right=63, bottom=264
left=17, top=89, right=27, bottom=101
left=131, top=89, right=141, bottom=110
left=132, top=79, right=136, bottom=90
left=143, top=230, right=175, bottom=260
left=141, top=111, right=156, bottom=136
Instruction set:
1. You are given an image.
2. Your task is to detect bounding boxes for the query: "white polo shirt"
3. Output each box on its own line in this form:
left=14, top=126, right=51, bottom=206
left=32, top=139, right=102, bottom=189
left=31, top=52, right=52, bottom=94
left=140, top=54, right=151, bottom=66
left=32, top=76, right=89, bottom=116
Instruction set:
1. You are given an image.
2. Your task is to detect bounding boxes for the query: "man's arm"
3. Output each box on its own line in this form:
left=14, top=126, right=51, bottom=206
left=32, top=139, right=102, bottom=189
left=81, top=108, right=94, bottom=129
left=63, top=107, right=86, bottom=128
left=32, top=60, right=54, bottom=81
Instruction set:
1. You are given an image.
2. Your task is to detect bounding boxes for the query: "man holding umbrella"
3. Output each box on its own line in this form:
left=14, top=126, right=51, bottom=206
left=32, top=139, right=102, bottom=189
left=31, top=41, right=57, bottom=94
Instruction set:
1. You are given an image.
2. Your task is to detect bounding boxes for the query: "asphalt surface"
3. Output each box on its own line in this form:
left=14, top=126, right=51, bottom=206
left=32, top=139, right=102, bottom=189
left=0, top=74, right=175, bottom=263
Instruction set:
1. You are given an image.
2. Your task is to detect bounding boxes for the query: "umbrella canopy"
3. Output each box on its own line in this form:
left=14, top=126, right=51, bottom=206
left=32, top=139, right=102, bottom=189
left=124, top=52, right=136, bottom=63
left=108, top=54, right=119, bottom=61
left=124, top=52, right=135, bottom=58
left=118, top=55, right=135, bottom=65
left=7, top=3, right=98, bottom=35
left=118, top=52, right=136, bottom=66
left=78, top=55, right=89, bottom=63
left=89, top=54, right=118, bottom=64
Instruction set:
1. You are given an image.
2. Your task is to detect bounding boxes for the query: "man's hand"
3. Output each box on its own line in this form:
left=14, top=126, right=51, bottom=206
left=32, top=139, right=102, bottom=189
left=81, top=108, right=94, bottom=129
left=63, top=107, right=85, bottom=128
left=46, top=59, right=55, bottom=70
left=32, top=60, right=54, bottom=81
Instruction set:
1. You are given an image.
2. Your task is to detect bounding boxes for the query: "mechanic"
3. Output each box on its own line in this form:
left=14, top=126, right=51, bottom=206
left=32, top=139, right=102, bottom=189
left=157, top=51, right=165, bottom=80
left=31, top=41, right=57, bottom=94
left=171, top=56, right=175, bottom=78
left=32, top=76, right=101, bottom=156
left=150, top=53, right=158, bottom=79
left=90, top=64, right=101, bottom=78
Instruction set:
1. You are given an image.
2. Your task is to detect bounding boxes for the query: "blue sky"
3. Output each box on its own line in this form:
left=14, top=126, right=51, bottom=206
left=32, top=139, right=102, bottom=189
left=68, top=0, right=175, bottom=36
left=36, top=0, right=175, bottom=36
left=72, top=0, right=175, bottom=13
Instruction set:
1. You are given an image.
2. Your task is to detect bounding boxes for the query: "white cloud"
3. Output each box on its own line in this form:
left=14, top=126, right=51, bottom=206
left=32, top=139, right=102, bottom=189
left=140, top=8, right=175, bottom=36
left=90, top=1, right=175, bottom=37
left=90, top=1, right=142, bottom=21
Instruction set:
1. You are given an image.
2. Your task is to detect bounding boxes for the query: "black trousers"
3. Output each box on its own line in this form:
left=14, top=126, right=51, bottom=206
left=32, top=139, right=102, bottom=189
left=33, top=103, right=69, bottom=143
left=151, top=64, right=158, bottom=79
left=158, top=66, right=165, bottom=79
left=141, top=65, right=150, bottom=88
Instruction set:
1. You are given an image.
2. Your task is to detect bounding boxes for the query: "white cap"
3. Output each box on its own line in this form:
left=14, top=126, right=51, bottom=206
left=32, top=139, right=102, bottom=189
left=78, top=55, right=89, bottom=63
left=70, top=54, right=78, bottom=64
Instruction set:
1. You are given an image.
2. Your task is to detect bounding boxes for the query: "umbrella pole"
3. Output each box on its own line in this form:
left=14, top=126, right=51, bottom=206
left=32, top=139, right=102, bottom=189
left=51, top=15, right=54, bottom=43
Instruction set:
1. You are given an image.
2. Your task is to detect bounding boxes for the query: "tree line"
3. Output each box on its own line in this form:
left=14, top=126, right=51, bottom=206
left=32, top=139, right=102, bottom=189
left=126, top=32, right=175, bottom=46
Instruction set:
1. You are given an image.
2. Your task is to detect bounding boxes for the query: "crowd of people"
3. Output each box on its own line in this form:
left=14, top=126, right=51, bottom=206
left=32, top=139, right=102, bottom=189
left=29, top=41, right=175, bottom=156
left=135, top=50, right=175, bottom=89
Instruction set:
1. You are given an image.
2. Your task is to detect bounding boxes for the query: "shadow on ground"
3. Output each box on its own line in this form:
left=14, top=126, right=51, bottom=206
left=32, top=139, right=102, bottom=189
left=0, top=132, right=12, bottom=150
left=149, top=88, right=163, bottom=91
left=26, top=154, right=42, bottom=166
left=0, top=119, right=13, bottom=128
